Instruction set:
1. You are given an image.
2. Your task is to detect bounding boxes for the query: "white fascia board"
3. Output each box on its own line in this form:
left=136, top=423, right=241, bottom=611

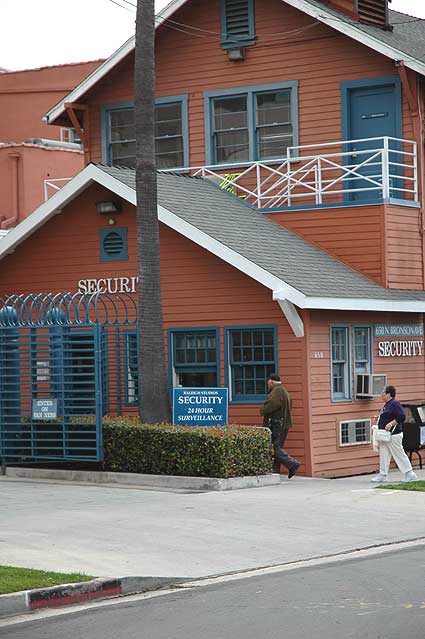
left=46, top=0, right=425, bottom=125
left=282, top=0, right=425, bottom=76
left=0, top=164, right=305, bottom=307
left=45, top=0, right=189, bottom=125
left=87, top=171, right=308, bottom=304
left=0, top=165, right=136, bottom=260
left=296, top=295, right=425, bottom=313
left=45, top=37, right=135, bottom=124
left=157, top=204, right=306, bottom=304
left=6, top=164, right=424, bottom=316
left=0, top=165, right=100, bottom=259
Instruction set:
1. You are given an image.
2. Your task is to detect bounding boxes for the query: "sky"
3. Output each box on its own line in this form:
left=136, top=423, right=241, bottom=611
left=1, top=0, right=424, bottom=71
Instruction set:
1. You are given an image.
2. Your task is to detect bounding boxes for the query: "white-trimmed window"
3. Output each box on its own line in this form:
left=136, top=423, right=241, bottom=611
left=205, top=82, right=298, bottom=165
left=331, top=325, right=373, bottom=402
left=169, top=328, right=219, bottom=388
left=353, top=326, right=372, bottom=374
left=102, top=96, right=189, bottom=169
left=331, top=326, right=350, bottom=401
left=339, top=419, right=371, bottom=446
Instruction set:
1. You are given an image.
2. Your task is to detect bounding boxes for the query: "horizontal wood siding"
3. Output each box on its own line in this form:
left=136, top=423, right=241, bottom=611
left=384, top=204, right=423, bottom=289
left=266, top=204, right=385, bottom=283
left=86, top=0, right=415, bottom=166
left=0, top=186, right=309, bottom=474
left=80, top=0, right=423, bottom=289
left=309, top=310, right=425, bottom=477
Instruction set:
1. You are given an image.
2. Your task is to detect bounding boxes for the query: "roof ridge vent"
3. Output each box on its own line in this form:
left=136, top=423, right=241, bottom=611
left=357, top=0, right=392, bottom=31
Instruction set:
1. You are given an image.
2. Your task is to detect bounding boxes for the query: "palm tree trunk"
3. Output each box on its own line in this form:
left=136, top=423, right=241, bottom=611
left=135, top=0, right=170, bottom=423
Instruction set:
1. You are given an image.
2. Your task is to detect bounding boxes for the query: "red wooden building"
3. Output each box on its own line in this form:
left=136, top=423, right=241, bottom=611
left=1, top=0, right=425, bottom=476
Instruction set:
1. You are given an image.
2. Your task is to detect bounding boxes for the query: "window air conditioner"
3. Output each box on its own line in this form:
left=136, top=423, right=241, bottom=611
left=355, top=373, right=387, bottom=399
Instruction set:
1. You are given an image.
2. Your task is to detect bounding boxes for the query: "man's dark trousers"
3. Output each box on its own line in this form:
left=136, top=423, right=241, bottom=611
left=270, top=421, right=298, bottom=472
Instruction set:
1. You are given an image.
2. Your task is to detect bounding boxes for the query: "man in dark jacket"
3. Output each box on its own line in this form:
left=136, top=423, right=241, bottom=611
left=261, top=373, right=300, bottom=478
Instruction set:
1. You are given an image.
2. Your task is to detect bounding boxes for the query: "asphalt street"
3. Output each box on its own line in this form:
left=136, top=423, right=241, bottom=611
left=2, top=546, right=425, bottom=639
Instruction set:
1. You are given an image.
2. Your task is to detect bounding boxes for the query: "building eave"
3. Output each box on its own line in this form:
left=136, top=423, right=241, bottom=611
left=44, top=0, right=425, bottom=127
left=44, top=0, right=190, bottom=125
left=2, top=164, right=425, bottom=316
left=282, top=0, right=425, bottom=76
left=273, top=291, right=425, bottom=313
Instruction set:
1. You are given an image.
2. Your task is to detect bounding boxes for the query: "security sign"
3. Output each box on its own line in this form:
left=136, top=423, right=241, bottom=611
left=173, top=388, right=228, bottom=427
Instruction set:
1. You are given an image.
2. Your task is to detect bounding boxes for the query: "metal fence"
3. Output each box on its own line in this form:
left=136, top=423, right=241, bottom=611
left=0, top=292, right=137, bottom=464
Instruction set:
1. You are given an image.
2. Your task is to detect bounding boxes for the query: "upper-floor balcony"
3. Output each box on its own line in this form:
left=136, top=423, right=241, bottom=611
left=44, top=136, right=418, bottom=210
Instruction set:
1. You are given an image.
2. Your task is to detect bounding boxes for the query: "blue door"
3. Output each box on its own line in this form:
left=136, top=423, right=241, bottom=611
left=345, top=81, right=401, bottom=201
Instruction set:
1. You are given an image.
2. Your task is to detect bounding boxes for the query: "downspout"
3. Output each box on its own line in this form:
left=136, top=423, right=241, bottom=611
left=1, top=152, right=20, bottom=229
left=417, top=79, right=425, bottom=292
left=397, top=63, right=425, bottom=290
left=418, top=82, right=425, bottom=353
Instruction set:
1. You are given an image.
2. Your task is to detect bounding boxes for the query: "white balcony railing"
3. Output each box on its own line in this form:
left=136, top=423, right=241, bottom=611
left=161, top=137, right=418, bottom=209
left=44, top=137, right=418, bottom=209
left=43, top=177, right=74, bottom=202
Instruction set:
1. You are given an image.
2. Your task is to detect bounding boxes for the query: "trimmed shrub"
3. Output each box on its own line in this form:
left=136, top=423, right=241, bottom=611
left=102, top=417, right=272, bottom=478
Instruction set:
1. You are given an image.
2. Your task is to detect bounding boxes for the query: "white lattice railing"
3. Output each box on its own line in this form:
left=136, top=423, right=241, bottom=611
left=161, top=137, right=418, bottom=209
left=43, top=177, right=74, bottom=202
left=44, top=137, right=418, bottom=209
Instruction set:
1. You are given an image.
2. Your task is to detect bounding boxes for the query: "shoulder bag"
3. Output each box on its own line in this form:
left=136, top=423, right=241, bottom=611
left=375, top=425, right=395, bottom=443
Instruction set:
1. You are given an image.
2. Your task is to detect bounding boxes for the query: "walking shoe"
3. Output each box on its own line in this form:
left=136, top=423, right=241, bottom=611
left=288, top=461, right=300, bottom=479
left=402, top=470, right=418, bottom=483
left=370, top=474, right=387, bottom=483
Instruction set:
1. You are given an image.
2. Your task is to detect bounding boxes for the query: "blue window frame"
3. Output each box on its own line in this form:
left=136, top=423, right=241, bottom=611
left=101, top=96, right=189, bottom=169
left=221, top=0, right=256, bottom=49
left=330, top=326, right=350, bottom=402
left=225, top=326, right=277, bottom=402
left=99, top=227, right=128, bottom=262
left=125, top=331, right=139, bottom=406
left=204, top=82, right=298, bottom=165
left=330, top=324, right=374, bottom=402
left=353, top=325, right=372, bottom=375
left=168, top=328, right=219, bottom=389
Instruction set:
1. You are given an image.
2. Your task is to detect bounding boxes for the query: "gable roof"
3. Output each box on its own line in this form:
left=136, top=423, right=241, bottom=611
left=45, top=0, right=425, bottom=126
left=2, top=162, right=425, bottom=314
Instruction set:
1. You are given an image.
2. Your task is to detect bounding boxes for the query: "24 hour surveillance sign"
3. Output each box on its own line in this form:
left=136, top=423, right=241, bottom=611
left=173, top=388, right=228, bottom=427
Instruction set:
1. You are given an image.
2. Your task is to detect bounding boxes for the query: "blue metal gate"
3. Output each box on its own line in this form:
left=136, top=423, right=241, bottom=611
left=0, top=292, right=137, bottom=464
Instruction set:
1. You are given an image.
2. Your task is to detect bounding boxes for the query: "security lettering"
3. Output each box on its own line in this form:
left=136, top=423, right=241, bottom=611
left=377, top=340, right=423, bottom=357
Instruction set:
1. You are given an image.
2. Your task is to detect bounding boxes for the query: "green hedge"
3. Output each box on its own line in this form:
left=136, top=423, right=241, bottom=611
left=102, top=417, right=272, bottom=478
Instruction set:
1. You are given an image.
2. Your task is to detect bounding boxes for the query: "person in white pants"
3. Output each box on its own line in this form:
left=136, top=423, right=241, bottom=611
left=371, top=385, right=418, bottom=484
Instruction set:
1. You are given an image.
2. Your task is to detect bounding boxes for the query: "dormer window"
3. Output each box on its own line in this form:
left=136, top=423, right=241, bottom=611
left=221, top=0, right=256, bottom=49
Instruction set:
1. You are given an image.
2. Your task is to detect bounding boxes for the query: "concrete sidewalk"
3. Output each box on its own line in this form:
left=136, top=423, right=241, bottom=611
left=1, top=467, right=424, bottom=582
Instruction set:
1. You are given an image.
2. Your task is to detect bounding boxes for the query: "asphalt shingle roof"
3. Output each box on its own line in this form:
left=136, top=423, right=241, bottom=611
left=97, top=164, right=425, bottom=302
left=305, top=1, right=425, bottom=63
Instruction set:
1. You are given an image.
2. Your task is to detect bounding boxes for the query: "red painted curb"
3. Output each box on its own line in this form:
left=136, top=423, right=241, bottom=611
left=29, top=580, right=122, bottom=610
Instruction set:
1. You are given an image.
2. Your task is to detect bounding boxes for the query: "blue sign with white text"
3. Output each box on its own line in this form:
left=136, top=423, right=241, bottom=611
left=32, top=399, right=58, bottom=420
left=173, top=387, right=228, bottom=427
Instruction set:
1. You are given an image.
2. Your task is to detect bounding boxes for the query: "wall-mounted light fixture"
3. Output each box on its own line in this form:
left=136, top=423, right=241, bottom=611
left=96, top=200, right=122, bottom=215
left=96, top=200, right=122, bottom=226
left=227, top=47, right=245, bottom=62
